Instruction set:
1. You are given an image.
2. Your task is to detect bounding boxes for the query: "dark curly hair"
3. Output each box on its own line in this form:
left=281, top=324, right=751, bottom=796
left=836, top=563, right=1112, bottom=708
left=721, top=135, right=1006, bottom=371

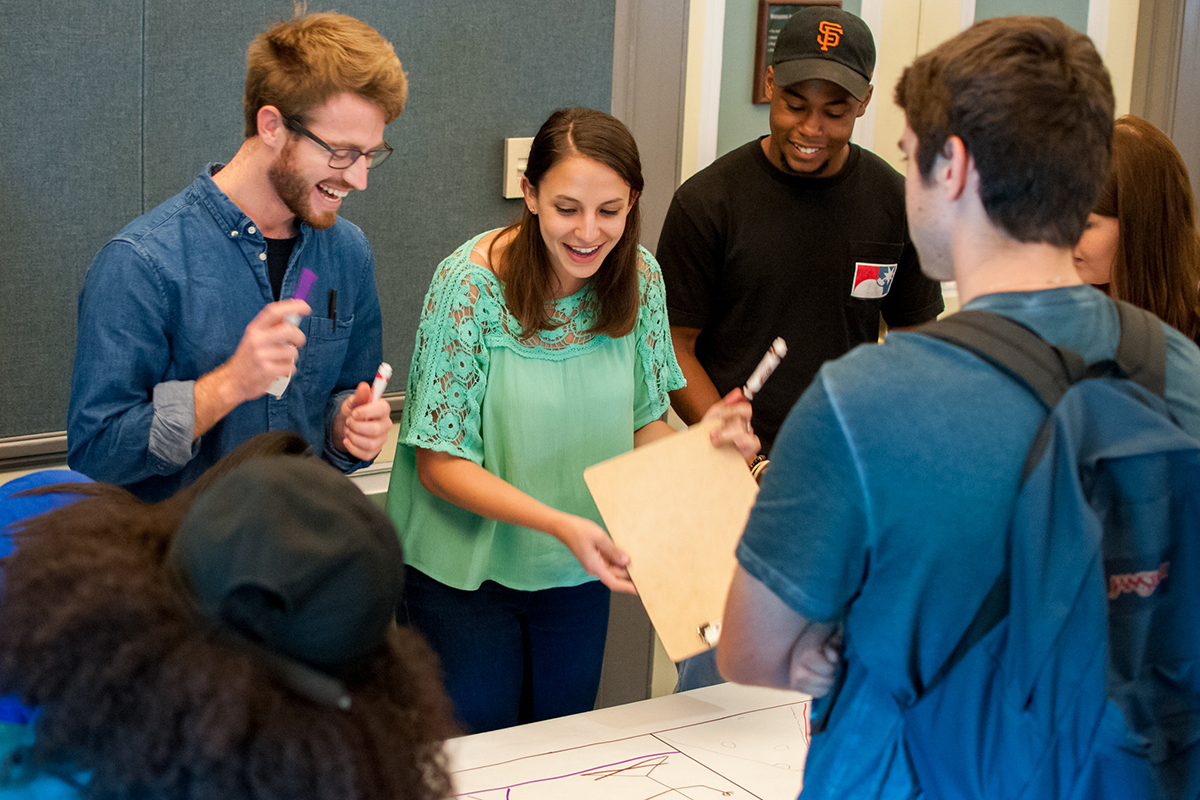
left=0, top=432, right=459, bottom=800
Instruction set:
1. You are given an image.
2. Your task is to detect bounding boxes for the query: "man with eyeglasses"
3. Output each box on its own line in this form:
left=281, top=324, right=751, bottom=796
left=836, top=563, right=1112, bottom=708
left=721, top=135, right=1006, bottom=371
left=67, top=12, right=408, bottom=501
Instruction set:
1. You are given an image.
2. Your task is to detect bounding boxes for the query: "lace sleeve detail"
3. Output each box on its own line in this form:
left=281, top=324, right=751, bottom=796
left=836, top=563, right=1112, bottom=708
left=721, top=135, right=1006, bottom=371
left=634, top=247, right=686, bottom=425
left=398, top=245, right=495, bottom=463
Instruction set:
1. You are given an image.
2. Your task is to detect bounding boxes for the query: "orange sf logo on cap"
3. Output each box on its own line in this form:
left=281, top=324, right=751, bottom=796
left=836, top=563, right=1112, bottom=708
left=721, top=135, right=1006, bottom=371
left=817, top=20, right=843, bottom=51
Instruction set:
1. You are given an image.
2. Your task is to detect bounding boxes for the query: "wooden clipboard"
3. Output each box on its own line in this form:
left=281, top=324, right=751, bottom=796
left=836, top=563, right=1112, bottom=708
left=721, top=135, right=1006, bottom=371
left=584, top=420, right=759, bottom=661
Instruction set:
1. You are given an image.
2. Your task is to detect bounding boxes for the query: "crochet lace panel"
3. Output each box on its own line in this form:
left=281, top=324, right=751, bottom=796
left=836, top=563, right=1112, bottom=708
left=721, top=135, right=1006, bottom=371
left=400, top=237, right=683, bottom=457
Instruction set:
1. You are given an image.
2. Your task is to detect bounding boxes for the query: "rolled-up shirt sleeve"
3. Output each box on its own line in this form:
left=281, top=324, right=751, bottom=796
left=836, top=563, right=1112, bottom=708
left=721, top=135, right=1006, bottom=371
left=68, top=240, right=199, bottom=484
left=149, top=380, right=199, bottom=469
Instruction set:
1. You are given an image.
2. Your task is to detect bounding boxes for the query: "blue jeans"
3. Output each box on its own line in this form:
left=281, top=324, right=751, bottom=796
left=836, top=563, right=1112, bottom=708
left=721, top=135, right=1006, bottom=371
left=401, top=566, right=611, bottom=734
left=674, top=646, right=726, bottom=692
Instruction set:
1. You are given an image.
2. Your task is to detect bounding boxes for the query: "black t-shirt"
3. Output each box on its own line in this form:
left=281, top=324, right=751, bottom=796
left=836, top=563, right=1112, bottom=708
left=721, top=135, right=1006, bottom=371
left=657, top=139, right=944, bottom=453
left=265, top=235, right=298, bottom=301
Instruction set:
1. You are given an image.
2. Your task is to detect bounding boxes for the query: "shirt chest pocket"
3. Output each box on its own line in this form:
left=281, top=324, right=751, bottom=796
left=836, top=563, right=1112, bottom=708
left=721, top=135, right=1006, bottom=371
left=296, top=314, right=354, bottom=402
left=845, top=241, right=904, bottom=303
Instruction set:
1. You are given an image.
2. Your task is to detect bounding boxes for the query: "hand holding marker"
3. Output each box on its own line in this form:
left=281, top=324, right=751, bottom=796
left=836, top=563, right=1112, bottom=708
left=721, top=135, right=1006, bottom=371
left=266, top=268, right=318, bottom=399
left=743, top=338, right=786, bottom=485
left=695, top=340, right=785, bottom=651
left=743, top=337, right=787, bottom=401
left=371, top=362, right=392, bottom=401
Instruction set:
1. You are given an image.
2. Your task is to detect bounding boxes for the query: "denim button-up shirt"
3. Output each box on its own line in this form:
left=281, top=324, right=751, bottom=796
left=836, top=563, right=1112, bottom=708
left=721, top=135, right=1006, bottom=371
left=68, top=165, right=382, bottom=501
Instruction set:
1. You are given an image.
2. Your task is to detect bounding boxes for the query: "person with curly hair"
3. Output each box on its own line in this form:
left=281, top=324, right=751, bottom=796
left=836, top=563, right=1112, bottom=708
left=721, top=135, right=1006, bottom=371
left=0, top=431, right=458, bottom=800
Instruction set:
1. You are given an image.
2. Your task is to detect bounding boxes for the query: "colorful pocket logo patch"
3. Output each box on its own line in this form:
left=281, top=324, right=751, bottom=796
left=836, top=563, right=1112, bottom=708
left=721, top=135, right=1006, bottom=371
left=851, top=262, right=897, bottom=298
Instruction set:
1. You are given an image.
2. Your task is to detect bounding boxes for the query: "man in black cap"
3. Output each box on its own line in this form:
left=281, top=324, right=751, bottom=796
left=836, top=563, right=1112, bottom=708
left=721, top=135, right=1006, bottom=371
left=0, top=432, right=457, bottom=800
left=659, top=6, right=944, bottom=456
left=659, top=5, right=943, bottom=692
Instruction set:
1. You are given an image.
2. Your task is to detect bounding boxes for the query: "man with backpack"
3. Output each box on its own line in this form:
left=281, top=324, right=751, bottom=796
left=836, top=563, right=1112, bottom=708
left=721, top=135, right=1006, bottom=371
left=716, top=15, right=1200, bottom=800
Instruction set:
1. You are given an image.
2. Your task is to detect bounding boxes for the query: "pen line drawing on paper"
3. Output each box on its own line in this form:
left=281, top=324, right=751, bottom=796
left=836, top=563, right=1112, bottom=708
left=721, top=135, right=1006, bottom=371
left=658, top=703, right=811, bottom=768
left=450, top=699, right=811, bottom=800
left=454, top=751, right=738, bottom=799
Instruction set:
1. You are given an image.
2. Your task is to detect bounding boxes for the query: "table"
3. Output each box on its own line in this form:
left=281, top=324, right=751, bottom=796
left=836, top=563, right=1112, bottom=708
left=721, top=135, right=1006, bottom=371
left=446, top=682, right=812, bottom=799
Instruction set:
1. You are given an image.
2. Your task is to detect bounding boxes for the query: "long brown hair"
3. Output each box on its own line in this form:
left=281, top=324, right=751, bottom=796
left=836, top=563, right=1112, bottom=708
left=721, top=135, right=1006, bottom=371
left=1094, top=115, right=1200, bottom=340
left=491, top=107, right=644, bottom=339
left=0, top=432, right=457, bottom=800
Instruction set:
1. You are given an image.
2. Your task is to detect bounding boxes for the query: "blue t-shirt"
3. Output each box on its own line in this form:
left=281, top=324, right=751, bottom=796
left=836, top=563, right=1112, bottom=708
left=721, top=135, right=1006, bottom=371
left=0, top=718, right=85, bottom=800
left=736, top=286, right=1200, bottom=799
left=1, top=472, right=93, bottom=798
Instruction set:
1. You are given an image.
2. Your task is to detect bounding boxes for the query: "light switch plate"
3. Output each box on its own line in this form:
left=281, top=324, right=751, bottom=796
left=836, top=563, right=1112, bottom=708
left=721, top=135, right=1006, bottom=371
left=503, top=136, right=534, bottom=199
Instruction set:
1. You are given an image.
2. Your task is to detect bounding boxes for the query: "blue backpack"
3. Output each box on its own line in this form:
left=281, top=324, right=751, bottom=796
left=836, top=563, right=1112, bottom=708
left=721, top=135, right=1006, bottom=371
left=905, top=302, right=1200, bottom=800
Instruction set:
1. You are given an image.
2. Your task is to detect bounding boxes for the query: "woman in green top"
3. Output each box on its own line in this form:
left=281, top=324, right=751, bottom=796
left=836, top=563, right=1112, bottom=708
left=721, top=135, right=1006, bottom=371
left=387, top=107, right=759, bottom=733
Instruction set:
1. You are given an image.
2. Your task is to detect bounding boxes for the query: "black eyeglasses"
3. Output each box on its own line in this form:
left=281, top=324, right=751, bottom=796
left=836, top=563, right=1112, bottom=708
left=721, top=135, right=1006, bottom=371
left=284, top=116, right=394, bottom=169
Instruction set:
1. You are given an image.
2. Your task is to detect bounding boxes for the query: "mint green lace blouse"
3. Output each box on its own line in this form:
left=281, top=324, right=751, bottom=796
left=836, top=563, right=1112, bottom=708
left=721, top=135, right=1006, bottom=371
left=386, top=232, right=685, bottom=591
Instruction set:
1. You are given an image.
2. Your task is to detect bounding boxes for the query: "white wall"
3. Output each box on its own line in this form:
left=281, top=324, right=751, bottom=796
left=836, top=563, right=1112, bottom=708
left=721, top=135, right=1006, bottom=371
left=684, top=0, right=1143, bottom=178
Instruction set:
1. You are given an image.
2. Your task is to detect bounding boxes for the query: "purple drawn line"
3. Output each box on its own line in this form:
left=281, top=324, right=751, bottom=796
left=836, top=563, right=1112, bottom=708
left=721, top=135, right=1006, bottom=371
left=451, top=751, right=677, bottom=797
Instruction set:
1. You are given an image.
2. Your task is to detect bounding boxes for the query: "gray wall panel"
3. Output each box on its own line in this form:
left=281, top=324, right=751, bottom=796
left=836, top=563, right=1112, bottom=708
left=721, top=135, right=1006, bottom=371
left=142, top=1, right=268, bottom=206
left=348, top=0, right=615, bottom=383
left=2, top=0, right=615, bottom=440
left=142, top=0, right=615, bottom=397
left=0, top=2, right=143, bottom=438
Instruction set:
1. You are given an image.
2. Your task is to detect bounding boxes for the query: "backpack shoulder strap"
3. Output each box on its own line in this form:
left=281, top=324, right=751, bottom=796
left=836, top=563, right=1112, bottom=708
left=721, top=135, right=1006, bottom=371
left=909, top=304, right=1170, bottom=703
left=918, top=310, right=1086, bottom=409
left=910, top=310, right=1085, bottom=701
left=921, top=303, right=1169, bottom=404
left=1112, top=300, right=1167, bottom=398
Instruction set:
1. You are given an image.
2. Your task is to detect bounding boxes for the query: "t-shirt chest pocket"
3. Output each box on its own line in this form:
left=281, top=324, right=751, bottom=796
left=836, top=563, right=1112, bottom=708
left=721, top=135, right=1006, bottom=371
left=845, top=241, right=904, bottom=303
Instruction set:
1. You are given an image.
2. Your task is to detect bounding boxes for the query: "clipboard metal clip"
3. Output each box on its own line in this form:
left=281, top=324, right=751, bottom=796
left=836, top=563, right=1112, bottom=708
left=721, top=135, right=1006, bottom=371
left=698, top=622, right=721, bottom=647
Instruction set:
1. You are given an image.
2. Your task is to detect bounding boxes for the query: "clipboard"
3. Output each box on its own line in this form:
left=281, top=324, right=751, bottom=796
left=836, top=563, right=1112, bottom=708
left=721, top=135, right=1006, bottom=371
left=584, top=420, right=759, bottom=661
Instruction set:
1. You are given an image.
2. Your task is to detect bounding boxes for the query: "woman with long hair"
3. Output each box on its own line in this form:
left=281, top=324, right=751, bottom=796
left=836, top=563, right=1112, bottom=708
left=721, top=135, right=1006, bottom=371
left=387, top=107, right=758, bottom=733
left=1074, top=114, right=1200, bottom=342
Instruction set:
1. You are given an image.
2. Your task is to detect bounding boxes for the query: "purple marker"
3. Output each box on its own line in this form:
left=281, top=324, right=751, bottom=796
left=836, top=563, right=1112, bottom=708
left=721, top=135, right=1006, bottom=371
left=284, top=268, right=319, bottom=326
left=267, top=269, right=319, bottom=398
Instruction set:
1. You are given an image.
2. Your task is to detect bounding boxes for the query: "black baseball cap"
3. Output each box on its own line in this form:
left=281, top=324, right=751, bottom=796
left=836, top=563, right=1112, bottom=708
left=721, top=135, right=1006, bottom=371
left=771, top=7, right=875, bottom=101
left=167, top=456, right=404, bottom=708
